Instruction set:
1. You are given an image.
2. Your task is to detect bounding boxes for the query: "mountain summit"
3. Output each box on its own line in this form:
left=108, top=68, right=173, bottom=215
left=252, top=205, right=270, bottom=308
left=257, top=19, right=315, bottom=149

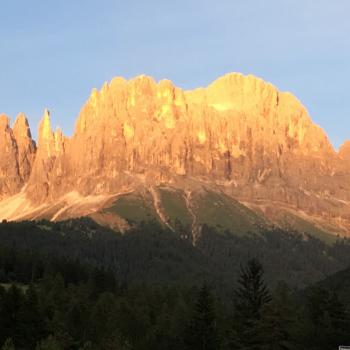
left=0, top=73, right=349, bottom=236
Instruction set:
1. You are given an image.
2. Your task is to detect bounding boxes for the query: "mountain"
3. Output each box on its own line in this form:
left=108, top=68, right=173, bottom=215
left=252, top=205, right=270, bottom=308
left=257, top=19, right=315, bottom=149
left=1, top=73, right=349, bottom=238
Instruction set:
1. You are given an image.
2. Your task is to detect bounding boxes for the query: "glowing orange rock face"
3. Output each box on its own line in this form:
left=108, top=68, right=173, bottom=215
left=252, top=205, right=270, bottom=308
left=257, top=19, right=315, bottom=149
left=339, top=140, right=350, bottom=160
left=0, top=73, right=349, bottom=233
left=0, top=113, right=36, bottom=199
left=70, top=73, right=333, bottom=181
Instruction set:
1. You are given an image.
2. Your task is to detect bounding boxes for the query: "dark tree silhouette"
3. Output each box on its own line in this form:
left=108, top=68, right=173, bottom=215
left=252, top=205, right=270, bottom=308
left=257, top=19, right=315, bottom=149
left=233, top=258, right=271, bottom=349
left=185, top=284, right=220, bottom=350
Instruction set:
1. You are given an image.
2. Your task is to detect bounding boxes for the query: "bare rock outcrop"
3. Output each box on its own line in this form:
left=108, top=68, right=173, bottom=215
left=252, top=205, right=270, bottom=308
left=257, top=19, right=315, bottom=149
left=12, top=113, right=36, bottom=182
left=0, top=113, right=36, bottom=199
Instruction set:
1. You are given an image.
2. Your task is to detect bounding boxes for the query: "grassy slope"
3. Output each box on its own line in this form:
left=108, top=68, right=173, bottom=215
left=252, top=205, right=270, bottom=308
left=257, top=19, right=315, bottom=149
left=277, top=211, right=337, bottom=245
left=98, top=187, right=336, bottom=243
left=192, top=190, right=266, bottom=236
left=158, top=188, right=192, bottom=226
left=102, top=192, right=161, bottom=225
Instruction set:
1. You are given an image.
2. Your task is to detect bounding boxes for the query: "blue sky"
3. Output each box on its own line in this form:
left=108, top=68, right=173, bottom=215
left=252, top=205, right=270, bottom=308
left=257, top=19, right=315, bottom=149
left=0, top=0, right=349, bottom=148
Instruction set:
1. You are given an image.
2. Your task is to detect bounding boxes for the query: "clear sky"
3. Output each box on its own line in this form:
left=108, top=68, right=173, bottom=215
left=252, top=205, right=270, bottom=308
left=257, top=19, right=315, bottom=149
left=0, top=0, right=349, bottom=148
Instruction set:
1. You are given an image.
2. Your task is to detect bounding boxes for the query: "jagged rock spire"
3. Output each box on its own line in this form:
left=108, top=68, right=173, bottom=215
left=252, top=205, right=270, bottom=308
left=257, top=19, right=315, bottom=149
left=38, top=109, right=53, bottom=148
left=13, top=113, right=36, bottom=182
left=13, top=113, right=32, bottom=140
left=0, top=113, right=35, bottom=198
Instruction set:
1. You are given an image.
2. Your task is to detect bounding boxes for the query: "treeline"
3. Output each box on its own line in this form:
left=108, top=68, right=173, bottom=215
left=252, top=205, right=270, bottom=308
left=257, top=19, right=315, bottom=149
left=1, top=219, right=350, bottom=292
left=0, top=255, right=349, bottom=349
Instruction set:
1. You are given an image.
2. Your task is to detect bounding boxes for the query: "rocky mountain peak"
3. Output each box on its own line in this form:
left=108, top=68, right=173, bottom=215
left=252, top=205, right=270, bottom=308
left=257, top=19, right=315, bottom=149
left=0, top=73, right=349, bottom=236
left=0, top=114, right=10, bottom=130
left=13, top=113, right=32, bottom=139
left=38, top=109, right=53, bottom=145
left=12, top=113, right=36, bottom=183
left=0, top=113, right=36, bottom=198
left=339, top=140, right=350, bottom=159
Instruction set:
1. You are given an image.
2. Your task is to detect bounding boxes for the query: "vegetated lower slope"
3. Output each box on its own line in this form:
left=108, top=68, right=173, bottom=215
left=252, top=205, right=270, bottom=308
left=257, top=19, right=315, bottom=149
left=0, top=218, right=350, bottom=291
left=274, top=211, right=339, bottom=244
left=94, top=186, right=337, bottom=243
left=100, top=191, right=162, bottom=228
left=190, top=190, right=266, bottom=236
left=94, top=187, right=268, bottom=237
left=1, top=219, right=350, bottom=349
left=1, top=244, right=350, bottom=350
left=310, top=263, right=350, bottom=306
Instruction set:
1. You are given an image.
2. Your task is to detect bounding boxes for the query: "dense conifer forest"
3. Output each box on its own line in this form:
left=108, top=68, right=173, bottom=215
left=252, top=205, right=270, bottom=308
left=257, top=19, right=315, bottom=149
left=0, top=219, right=350, bottom=349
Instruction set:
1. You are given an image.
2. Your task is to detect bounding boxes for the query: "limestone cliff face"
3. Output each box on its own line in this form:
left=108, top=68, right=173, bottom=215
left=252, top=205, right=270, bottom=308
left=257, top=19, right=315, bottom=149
left=1, top=73, right=350, bottom=233
left=339, top=141, right=350, bottom=161
left=0, top=115, right=21, bottom=199
left=12, top=113, right=36, bottom=183
left=26, top=109, right=66, bottom=202
left=33, top=74, right=336, bottom=199
left=0, top=114, right=36, bottom=199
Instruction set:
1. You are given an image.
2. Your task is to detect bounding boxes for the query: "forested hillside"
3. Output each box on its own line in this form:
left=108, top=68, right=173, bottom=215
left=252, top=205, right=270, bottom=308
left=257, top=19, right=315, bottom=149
left=0, top=219, right=350, bottom=290
left=0, top=247, right=349, bottom=349
left=1, top=219, right=350, bottom=349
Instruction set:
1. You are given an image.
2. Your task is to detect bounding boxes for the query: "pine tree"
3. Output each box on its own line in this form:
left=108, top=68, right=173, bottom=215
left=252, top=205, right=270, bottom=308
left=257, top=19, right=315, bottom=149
left=233, top=258, right=271, bottom=349
left=258, top=303, right=292, bottom=350
left=89, top=292, right=120, bottom=348
left=185, top=284, right=220, bottom=350
left=258, top=282, right=296, bottom=350
left=18, top=284, right=46, bottom=348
